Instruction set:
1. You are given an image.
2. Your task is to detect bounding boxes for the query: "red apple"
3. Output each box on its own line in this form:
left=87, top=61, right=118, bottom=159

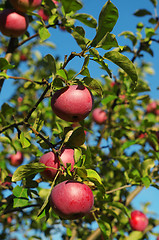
left=40, top=152, right=60, bottom=180
left=129, top=210, right=148, bottom=231
left=20, top=54, right=27, bottom=61
left=50, top=180, right=94, bottom=219
left=138, top=132, right=148, bottom=139
left=92, top=108, right=107, bottom=125
left=60, top=147, right=75, bottom=171
left=146, top=101, right=157, bottom=113
left=9, top=0, right=42, bottom=12
left=51, top=85, right=93, bottom=122
left=157, top=236, right=159, bottom=240
left=9, top=151, right=24, bottom=167
left=0, top=9, right=29, bottom=37
left=37, top=9, right=49, bottom=21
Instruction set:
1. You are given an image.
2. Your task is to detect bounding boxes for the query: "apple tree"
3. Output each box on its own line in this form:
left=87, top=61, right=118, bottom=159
left=0, top=0, right=159, bottom=239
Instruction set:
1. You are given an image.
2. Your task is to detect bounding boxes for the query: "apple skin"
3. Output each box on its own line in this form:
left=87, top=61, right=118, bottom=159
left=37, top=9, right=49, bottom=21
left=50, top=180, right=94, bottom=219
left=92, top=108, right=107, bottom=125
left=60, top=148, right=75, bottom=171
left=51, top=85, right=93, bottom=122
left=129, top=210, right=148, bottom=231
left=146, top=101, right=159, bottom=115
left=9, top=0, right=42, bottom=12
left=9, top=151, right=24, bottom=167
left=0, top=9, right=29, bottom=37
left=40, top=152, right=60, bottom=180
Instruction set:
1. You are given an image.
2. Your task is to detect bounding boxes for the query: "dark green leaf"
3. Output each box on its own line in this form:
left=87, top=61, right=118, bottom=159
left=0, top=58, right=15, bottom=70
left=72, top=13, right=97, bottom=28
left=12, top=162, right=46, bottom=182
left=96, top=33, right=119, bottom=50
left=1, top=103, right=15, bottom=115
left=82, top=77, right=103, bottom=97
left=134, top=9, right=152, bottom=17
left=97, top=219, right=111, bottom=238
left=71, top=26, right=88, bottom=50
left=149, top=0, right=157, bottom=7
left=91, top=1, right=118, bottom=47
left=103, top=51, right=138, bottom=86
left=108, top=202, right=130, bottom=218
left=61, top=0, right=83, bottom=14
left=43, top=54, right=56, bottom=76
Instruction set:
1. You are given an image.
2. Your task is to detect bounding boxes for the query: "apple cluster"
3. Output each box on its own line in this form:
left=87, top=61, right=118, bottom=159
left=0, top=0, right=42, bottom=37
left=38, top=83, right=94, bottom=219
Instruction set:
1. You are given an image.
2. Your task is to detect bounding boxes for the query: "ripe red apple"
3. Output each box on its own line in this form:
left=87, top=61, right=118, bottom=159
left=50, top=180, right=94, bottom=219
left=40, top=152, right=60, bottom=180
left=51, top=85, right=93, bottom=122
left=138, top=132, right=148, bottom=139
left=20, top=54, right=27, bottom=61
left=157, top=236, right=159, bottom=240
left=9, top=0, right=42, bottom=12
left=37, top=9, right=49, bottom=21
left=9, top=151, right=24, bottom=167
left=0, top=9, right=29, bottom=37
left=92, top=108, right=107, bottom=125
left=146, top=101, right=159, bottom=115
left=129, top=210, right=148, bottom=231
left=60, top=147, right=75, bottom=171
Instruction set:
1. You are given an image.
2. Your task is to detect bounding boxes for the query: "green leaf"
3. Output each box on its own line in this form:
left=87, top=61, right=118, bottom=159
left=86, top=169, right=102, bottom=185
left=103, top=51, right=138, bottom=86
left=82, top=77, right=103, bottom=97
left=97, top=219, right=111, bottom=239
left=76, top=167, right=87, bottom=178
left=20, top=132, right=31, bottom=149
left=121, top=140, right=137, bottom=150
left=134, top=9, right=152, bottom=17
left=91, top=1, right=118, bottom=47
left=61, top=0, right=83, bottom=14
left=72, top=13, right=97, bottom=28
left=150, top=0, right=157, bottom=7
left=89, top=48, right=112, bottom=77
left=101, top=95, right=117, bottom=105
left=65, top=127, right=86, bottom=148
left=141, top=159, right=155, bottom=177
left=95, top=33, right=119, bottom=50
left=127, top=231, right=143, bottom=240
left=141, top=176, right=151, bottom=188
left=71, top=26, right=88, bottom=50
left=108, top=202, right=130, bottom=218
left=0, top=58, right=15, bottom=70
left=0, top=72, right=9, bottom=78
left=38, top=26, right=51, bottom=41
left=43, top=54, right=56, bottom=76
left=119, top=31, right=137, bottom=46
left=1, top=103, right=15, bottom=115
left=12, top=162, right=46, bottom=182
left=13, top=186, right=29, bottom=208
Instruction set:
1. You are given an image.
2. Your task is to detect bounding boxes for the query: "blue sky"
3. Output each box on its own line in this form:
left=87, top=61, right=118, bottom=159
left=0, top=0, right=159, bottom=239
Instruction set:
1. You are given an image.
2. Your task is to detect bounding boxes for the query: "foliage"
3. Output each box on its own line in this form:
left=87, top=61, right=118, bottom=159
left=0, top=0, right=159, bottom=239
